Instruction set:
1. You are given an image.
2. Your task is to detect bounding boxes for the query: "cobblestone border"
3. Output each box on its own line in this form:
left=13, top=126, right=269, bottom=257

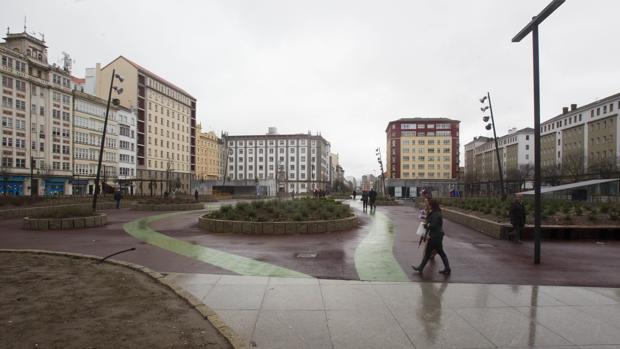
left=22, top=213, right=108, bottom=231
left=198, top=215, right=358, bottom=234
left=0, top=249, right=247, bottom=349
left=132, top=203, right=205, bottom=211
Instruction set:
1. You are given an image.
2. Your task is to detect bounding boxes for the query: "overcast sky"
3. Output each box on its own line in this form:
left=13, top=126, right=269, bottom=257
left=2, top=0, right=618, bottom=179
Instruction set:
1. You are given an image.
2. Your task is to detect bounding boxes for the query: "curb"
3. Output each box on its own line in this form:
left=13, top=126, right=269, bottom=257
left=0, top=249, right=248, bottom=349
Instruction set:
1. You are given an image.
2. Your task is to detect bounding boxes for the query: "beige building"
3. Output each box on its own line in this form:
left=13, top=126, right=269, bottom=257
left=540, top=93, right=620, bottom=178
left=1, top=30, right=74, bottom=195
left=91, top=56, right=196, bottom=194
left=195, top=124, right=222, bottom=181
left=385, top=118, right=460, bottom=197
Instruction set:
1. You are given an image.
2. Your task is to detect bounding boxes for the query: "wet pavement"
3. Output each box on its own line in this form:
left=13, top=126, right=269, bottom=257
left=1, top=200, right=619, bottom=286
left=166, top=272, right=620, bottom=349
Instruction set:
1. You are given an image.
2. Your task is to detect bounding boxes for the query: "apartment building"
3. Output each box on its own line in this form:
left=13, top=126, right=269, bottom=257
left=385, top=118, right=460, bottom=197
left=463, top=128, right=534, bottom=182
left=92, top=56, right=196, bottom=194
left=72, top=91, right=118, bottom=194
left=223, top=128, right=331, bottom=193
left=1, top=30, right=74, bottom=195
left=195, top=123, right=222, bottom=181
left=540, top=93, right=620, bottom=176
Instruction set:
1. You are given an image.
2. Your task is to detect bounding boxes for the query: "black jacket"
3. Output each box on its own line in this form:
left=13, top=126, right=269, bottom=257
left=425, top=210, right=444, bottom=239
left=510, top=201, right=526, bottom=227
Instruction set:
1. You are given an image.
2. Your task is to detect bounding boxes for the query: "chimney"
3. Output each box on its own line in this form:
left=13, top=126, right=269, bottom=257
left=570, top=103, right=577, bottom=111
left=562, top=107, right=569, bottom=114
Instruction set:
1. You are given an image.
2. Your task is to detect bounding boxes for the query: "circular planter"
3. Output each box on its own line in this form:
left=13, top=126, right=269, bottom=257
left=198, top=215, right=358, bottom=234
left=132, top=203, right=204, bottom=211
left=22, top=213, right=107, bottom=231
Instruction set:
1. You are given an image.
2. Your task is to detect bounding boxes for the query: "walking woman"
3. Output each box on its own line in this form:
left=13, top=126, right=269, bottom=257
left=412, top=199, right=451, bottom=275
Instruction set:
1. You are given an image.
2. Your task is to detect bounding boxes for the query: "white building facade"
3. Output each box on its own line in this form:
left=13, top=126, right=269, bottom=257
left=223, top=129, right=331, bottom=194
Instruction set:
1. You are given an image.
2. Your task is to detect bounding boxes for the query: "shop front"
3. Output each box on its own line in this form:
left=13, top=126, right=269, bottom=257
left=44, top=178, right=70, bottom=196
left=0, top=176, right=26, bottom=196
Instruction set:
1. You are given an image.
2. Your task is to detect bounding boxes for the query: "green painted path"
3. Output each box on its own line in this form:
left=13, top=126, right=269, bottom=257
left=123, top=211, right=312, bottom=278
left=354, top=210, right=409, bottom=282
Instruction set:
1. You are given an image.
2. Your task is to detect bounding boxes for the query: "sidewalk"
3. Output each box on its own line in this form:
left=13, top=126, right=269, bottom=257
left=165, top=272, right=620, bottom=349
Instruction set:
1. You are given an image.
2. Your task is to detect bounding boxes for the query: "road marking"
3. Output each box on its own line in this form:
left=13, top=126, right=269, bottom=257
left=353, top=205, right=409, bottom=282
left=123, top=211, right=312, bottom=278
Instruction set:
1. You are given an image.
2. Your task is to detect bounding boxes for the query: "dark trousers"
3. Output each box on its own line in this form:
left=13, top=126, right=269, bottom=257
left=419, top=237, right=450, bottom=271
left=362, top=201, right=368, bottom=210
left=511, top=225, right=523, bottom=241
left=115, top=199, right=120, bottom=209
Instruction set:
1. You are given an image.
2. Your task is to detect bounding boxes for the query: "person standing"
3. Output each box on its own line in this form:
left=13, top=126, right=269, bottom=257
left=113, top=189, right=122, bottom=209
left=194, top=189, right=199, bottom=201
left=352, top=190, right=357, bottom=200
left=412, top=199, right=451, bottom=274
left=509, top=194, right=526, bottom=243
left=368, top=188, right=377, bottom=211
left=361, top=191, right=369, bottom=211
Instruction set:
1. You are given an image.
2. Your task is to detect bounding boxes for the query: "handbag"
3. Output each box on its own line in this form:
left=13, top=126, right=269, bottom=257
left=415, top=222, right=426, bottom=236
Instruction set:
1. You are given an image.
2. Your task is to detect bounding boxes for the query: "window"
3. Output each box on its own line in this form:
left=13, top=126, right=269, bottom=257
left=16, top=159, right=26, bottom=168
left=2, top=96, right=13, bottom=108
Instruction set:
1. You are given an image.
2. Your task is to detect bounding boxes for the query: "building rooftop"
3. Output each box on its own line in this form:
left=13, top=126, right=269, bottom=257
left=385, top=117, right=459, bottom=132
left=542, top=92, right=620, bottom=125
left=102, top=55, right=195, bottom=100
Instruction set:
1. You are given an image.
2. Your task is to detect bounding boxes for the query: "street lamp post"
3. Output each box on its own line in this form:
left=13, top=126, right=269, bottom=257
left=480, top=93, right=505, bottom=198
left=512, top=0, right=565, bottom=265
left=376, top=147, right=386, bottom=197
left=92, top=69, right=124, bottom=211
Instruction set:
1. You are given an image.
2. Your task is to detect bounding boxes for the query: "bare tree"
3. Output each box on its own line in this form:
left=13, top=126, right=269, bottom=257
left=561, top=153, right=585, bottom=182
left=542, top=164, right=561, bottom=186
left=589, top=155, right=618, bottom=178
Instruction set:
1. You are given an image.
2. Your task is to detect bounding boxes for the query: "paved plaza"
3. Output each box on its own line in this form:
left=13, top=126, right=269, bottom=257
left=2, top=200, right=620, bottom=348
left=166, top=272, right=620, bottom=349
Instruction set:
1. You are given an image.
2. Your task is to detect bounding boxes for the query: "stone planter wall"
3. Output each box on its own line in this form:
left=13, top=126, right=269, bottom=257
left=132, top=203, right=204, bottom=211
left=441, top=208, right=511, bottom=239
left=198, top=215, right=358, bottom=234
left=22, top=213, right=107, bottom=231
left=0, top=201, right=125, bottom=220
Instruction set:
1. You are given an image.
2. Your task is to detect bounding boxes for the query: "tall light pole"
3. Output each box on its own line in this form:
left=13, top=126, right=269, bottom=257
left=480, top=93, right=505, bottom=198
left=512, top=0, right=565, bottom=265
left=92, top=69, right=124, bottom=211
left=376, top=147, right=386, bottom=196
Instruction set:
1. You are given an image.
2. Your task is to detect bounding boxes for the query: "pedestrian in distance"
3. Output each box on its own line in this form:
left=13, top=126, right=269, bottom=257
left=113, top=189, right=122, bottom=209
left=352, top=190, right=357, bottom=200
left=509, top=194, right=526, bottom=243
left=194, top=189, right=199, bottom=201
left=412, top=199, right=451, bottom=275
left=361, top=191, right=369, bottom=211
left=368, top=188, right=377, bottom=212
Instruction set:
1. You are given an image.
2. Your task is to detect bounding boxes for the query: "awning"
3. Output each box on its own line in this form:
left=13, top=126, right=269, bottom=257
left=517, top=178, right=619, bottom=195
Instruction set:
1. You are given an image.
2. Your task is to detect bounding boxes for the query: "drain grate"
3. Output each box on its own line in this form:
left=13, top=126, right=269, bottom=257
left=295, top=252, right=318, bottom=258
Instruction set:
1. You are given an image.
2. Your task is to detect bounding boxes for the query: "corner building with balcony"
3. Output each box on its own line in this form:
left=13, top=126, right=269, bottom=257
left=92, top=57, right=196, bottom=195
left=1, top=30, right=74, bottom=196
left=385, top=118, right=460, bottom=197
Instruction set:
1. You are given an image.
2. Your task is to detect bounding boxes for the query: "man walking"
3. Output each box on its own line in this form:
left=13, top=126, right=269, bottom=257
left=114, top=189, right=122, bottom=209
left=509, top=194, right=526, bottom=243
left=368, top=188, right=377, bottom=212
left=352, top=190, right=357, bottom=200
left=194, top=189, right=199, bottom=201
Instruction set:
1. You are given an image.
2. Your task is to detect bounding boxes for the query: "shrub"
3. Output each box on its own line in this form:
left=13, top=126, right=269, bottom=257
left=205, top=198, right=352, bottom=222
left=609, top=212, right=618, bottom=221
left=30, top=206, right=95, bottom=219
left=601, top=205, right=610, bottom=214
left=563, top=214, right=572, bottom=223
left=575, top=206, right=583, bottom=216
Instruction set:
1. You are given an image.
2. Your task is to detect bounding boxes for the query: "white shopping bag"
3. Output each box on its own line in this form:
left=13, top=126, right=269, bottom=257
left=415, top=222, right=426, bottom=236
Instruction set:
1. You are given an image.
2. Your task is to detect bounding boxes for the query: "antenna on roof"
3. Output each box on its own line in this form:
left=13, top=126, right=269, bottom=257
left=23, top=16, right=26, bottom=33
